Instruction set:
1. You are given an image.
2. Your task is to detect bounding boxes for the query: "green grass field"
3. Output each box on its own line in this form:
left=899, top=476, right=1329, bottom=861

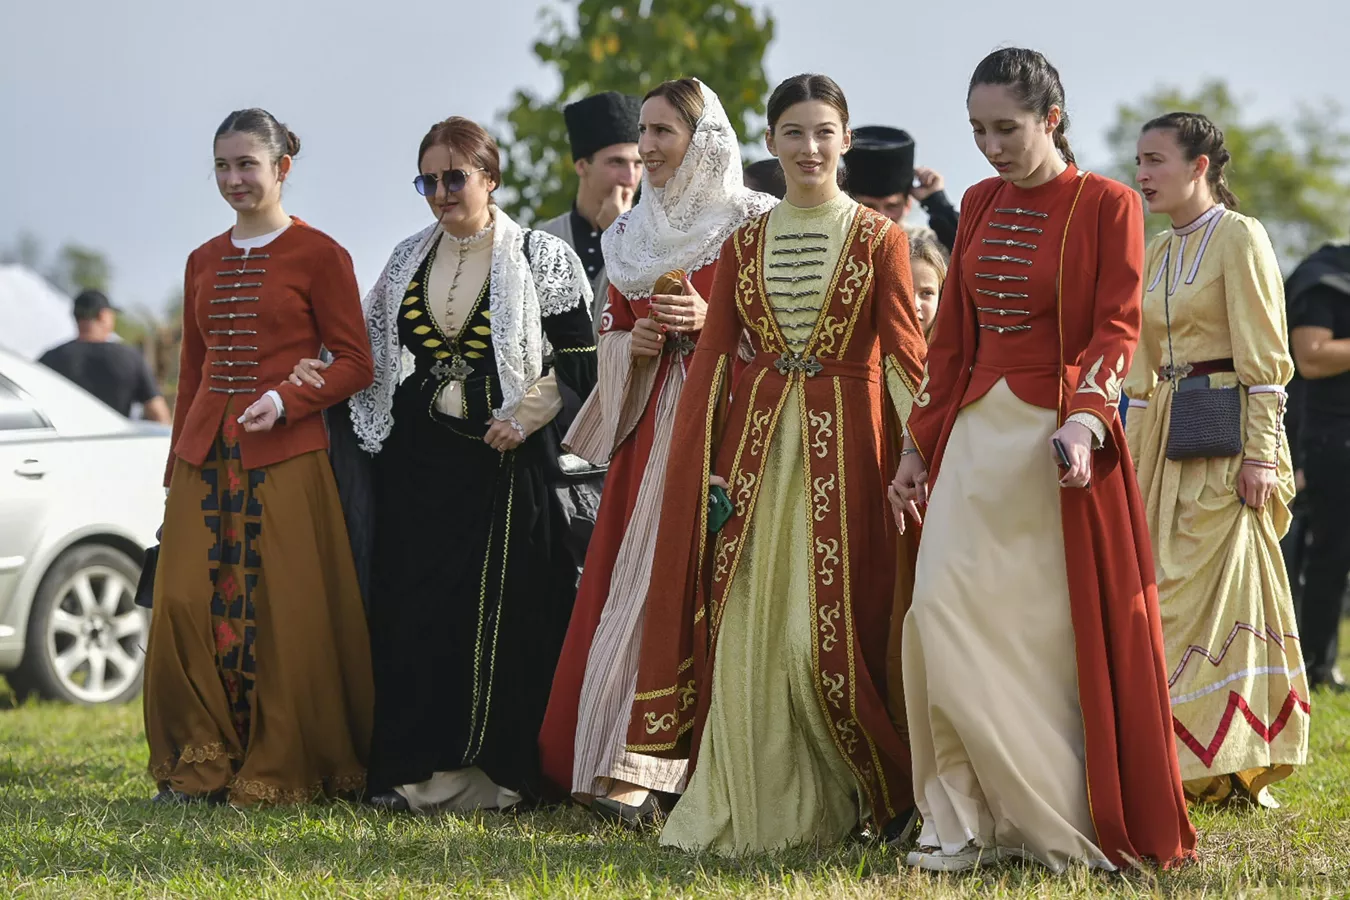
left=1, top=630, right=1347, bottom=899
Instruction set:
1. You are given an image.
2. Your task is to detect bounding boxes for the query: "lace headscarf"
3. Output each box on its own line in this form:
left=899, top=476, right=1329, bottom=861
left=601, top=79, right=777, bottom=300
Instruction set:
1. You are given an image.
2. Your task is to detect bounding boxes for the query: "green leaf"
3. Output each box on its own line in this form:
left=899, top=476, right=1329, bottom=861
left=495, top=0, right=774, bottom=225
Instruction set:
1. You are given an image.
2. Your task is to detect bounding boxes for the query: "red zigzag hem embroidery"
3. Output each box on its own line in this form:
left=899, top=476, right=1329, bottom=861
left=1173, top=688, right=1311, bottom=768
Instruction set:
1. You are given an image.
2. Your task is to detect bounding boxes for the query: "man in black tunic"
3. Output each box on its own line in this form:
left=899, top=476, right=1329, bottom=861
left=536, top=91, right=642, bottom=332
left=845, top=125, right=959, bottom=254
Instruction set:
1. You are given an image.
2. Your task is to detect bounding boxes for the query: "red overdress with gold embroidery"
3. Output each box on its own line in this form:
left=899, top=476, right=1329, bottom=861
left=626, top=207, right=926, bottom=832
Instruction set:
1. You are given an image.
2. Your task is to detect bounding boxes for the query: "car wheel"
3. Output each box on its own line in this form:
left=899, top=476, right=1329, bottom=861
left=8, top=544, right=149, bottom=705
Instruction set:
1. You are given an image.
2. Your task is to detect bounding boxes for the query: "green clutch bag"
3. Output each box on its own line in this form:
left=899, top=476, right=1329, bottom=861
left=707, top=484, right=733, bottom=534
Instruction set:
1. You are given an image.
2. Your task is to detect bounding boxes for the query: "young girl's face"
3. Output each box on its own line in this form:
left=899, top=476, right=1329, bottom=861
left=912, top=260, right=942, bottom=335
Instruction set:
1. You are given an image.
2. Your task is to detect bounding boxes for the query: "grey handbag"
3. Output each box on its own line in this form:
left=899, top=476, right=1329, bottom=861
left=1160, top=244, right=1243, bottom=461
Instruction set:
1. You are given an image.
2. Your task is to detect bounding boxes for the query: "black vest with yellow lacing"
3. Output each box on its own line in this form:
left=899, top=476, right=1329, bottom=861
left=397, top=244, right=505, bottom=439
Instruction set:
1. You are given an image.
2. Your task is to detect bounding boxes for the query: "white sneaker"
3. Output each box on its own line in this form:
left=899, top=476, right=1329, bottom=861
left=905, top=844, right=1001, bottom=872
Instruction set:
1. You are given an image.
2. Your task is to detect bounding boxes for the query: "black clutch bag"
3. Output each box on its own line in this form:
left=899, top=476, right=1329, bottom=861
left=1159, top=243, right=1244, bottom=462
left=134, top=531, right=161, bottom=609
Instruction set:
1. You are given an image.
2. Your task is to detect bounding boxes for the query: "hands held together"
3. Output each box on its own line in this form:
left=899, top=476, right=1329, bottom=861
left=887, top=421, right=1097, bottom=533
left=287, top=356, right=523, bottom=452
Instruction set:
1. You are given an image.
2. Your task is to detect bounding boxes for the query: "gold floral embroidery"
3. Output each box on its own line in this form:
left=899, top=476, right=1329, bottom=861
left=644, top=712, right=677, bottom=734
left=818, top=600, right=840, bottom=652
left=750, top=314, right=777, bottom=352
left=815, top=536, right=840, bottom=586
left=858, top=211, right=881, bottom=244
left=713, top=533, right=740, bottom=583
left=749, top=408, right=774, bottom=456
left=1077, top=353, right=1126, bottom=405
left=835, top=717, right=860, bottom=755
left=809, top=410, right=834, bottom=459
left=677, top=680, right=697, bottom=712
left=734, top=470, right=756, bottom=518
left=815, top=315, right=847, bottom=357
left=812, top=473, right=835, bottom=522
left=914, top=361, right=932, bottom=408
left=821, top=671, right=845, bottom=709
left=838, top=257, right=869, bottom=306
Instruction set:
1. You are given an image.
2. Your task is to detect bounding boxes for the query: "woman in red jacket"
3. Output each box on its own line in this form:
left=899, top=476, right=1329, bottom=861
left=891, top=50, right=1195, bottom=872
left=143, top=108, right=375, bottom=806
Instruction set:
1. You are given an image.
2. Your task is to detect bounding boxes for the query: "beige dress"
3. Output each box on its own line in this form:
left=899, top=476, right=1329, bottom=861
left=1123, top=207, right=1308, bottom=801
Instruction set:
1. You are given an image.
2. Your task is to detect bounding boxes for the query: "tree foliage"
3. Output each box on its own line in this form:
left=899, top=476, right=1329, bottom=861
left=496, top=0, right=774, bottom=225
left=1107, top=80, right=1350, bottom=263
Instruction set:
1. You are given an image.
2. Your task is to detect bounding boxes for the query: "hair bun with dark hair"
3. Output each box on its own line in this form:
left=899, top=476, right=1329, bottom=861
left=215, top=108, right=300, bottom=165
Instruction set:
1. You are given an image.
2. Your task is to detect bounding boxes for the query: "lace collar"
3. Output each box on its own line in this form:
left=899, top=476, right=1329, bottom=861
left=601, top=80, right=777, bottom=299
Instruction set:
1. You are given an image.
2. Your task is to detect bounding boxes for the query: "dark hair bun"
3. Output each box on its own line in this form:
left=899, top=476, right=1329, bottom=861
left=215, top=108, right=299, bottom=165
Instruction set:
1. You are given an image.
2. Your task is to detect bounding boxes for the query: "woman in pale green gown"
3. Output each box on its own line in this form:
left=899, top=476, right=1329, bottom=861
left=626, top=74, right=928, bottom=854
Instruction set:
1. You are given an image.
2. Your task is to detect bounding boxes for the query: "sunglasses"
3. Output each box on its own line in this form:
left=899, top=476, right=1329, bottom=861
left=413, top=167, right=485, bottom=197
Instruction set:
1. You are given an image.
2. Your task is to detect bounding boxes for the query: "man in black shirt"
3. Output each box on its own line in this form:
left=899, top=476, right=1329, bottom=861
left=38, top=289, right=170, bottom=423
left=1287, top=242, right=1350, bottom=692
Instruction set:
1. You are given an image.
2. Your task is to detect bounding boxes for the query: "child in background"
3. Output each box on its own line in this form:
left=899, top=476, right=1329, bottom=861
left=909, top=237, right=947, bottom=342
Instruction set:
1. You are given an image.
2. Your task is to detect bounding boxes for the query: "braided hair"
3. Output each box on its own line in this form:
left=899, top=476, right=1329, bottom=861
left=1141, top=112, right=1239, bottom=209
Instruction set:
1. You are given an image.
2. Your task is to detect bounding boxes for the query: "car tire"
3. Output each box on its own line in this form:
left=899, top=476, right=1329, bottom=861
left=8, top=544, right=149, bottom=705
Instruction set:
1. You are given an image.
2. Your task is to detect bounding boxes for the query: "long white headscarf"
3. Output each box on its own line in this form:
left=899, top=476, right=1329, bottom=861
left=601, top=79, right=777, bottom=300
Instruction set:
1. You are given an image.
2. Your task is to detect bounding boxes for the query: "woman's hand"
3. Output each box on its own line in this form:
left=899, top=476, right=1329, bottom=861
left=238, top=394, right=281, bottom=433
left=288, top=358, right=329, bottom=388
left=1050, top=420, right=1093, bottom=489
left=709, top=475, right=728, bottom=489
left=1237, top=462, right=1278, bottom=509
left=484, top=417, right=525, bottom=453
left=649, top=275, right=707, bottom=333
left=630, top=318, right=666, bottom=358
left=889, top=452, right=928, bottom=534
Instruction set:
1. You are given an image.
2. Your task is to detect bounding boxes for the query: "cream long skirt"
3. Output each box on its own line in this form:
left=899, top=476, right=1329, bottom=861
left=903, top=379, right=1112, bottom=872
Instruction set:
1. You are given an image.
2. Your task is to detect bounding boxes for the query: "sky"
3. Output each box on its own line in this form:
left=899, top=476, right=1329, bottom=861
left=2, top=0, right=1346, bottom=317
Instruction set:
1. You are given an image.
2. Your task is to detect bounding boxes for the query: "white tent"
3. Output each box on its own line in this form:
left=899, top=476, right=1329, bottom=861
left=0, top=265, right=77, bottom=360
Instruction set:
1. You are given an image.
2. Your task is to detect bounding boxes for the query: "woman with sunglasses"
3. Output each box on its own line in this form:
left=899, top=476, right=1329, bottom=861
left=537, top=77, right=777, bottom=826
left=308, top=116, right=596, bottom=812
left=144, top=108, right=374, bottom=806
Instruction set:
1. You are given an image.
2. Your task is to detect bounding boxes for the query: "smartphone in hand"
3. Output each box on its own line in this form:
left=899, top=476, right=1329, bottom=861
left=1052, top=438, right=1072, bottom=470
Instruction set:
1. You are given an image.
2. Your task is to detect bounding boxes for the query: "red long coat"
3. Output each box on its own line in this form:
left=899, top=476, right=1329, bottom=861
left=906, top=171, right=1197, bottom=869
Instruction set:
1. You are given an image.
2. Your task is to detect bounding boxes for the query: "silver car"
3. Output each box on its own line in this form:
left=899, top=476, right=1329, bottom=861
left=0, top=348, right=166, bottom=704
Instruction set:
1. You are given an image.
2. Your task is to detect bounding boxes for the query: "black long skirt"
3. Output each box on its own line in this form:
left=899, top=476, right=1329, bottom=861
left=362, top=384, right=580, bottom=800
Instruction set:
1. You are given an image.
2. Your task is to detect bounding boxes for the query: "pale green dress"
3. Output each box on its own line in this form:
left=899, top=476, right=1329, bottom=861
left=659, top=193, right=867, bottom=854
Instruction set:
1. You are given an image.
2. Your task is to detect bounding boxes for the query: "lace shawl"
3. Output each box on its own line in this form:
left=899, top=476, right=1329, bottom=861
left=348, top=207, right=591, bottom=454
left=601, top=79, right=778, bottom=302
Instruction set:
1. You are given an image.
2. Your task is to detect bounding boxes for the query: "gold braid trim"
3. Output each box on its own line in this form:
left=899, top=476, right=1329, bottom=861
left=150, top=742, right=238, bottom=781
left=228, top=771, right=367, bottom=806
left=626, top=717, right=695, bottom=754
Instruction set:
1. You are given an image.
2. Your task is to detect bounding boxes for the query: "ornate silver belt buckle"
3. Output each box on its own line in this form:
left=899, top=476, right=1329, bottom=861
left=1160, top=362, right=1193, bottom=382
left=773, top=351, right=824, bottom=377
left=432, top=355, right=473, bottom=381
